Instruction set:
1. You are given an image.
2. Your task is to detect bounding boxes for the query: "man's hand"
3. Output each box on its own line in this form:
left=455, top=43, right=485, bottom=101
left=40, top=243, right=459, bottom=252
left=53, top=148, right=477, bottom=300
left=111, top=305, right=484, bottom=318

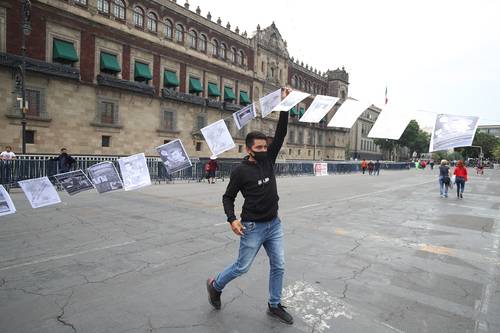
left=230, top=220, right=245, bottom=236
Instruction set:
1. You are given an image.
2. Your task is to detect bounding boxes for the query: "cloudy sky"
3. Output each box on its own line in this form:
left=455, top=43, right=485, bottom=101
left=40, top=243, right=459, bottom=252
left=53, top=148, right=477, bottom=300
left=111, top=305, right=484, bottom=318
left=192, top=0, right=500, bottom=126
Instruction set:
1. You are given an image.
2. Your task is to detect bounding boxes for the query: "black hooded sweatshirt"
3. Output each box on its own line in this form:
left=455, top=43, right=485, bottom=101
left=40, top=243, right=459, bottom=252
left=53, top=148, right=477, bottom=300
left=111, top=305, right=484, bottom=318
left=223, top=111, right=288, bottom=223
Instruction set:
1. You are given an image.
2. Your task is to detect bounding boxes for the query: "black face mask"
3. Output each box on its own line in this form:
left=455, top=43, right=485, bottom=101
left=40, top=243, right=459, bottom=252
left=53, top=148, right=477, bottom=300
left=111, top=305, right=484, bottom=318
left=251, top=151, right=267, bottom=162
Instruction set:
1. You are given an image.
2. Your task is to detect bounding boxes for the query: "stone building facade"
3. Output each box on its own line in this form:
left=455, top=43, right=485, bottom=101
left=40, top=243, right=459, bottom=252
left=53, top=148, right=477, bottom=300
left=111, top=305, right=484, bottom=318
left=1, top=0, right=350, bottom=160
left=348, top=105, right=383, bottom=160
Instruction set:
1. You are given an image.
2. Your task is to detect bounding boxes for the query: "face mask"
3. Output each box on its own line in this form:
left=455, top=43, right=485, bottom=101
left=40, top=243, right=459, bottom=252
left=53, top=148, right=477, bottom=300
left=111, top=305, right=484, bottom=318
left=251, top=151, right=267, bottom=162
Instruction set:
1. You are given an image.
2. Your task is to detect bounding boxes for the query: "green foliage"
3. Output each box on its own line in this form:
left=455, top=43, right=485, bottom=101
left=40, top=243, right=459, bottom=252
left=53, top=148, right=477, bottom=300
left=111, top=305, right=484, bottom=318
left=455, top=132, right=500, bottom=159
left=493, top=144, right=500, bottom=160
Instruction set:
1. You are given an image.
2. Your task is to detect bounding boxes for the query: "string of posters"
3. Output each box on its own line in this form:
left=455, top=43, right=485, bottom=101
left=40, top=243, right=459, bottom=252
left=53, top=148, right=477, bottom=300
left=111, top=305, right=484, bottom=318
left=0, top=88, right=480, bottom=217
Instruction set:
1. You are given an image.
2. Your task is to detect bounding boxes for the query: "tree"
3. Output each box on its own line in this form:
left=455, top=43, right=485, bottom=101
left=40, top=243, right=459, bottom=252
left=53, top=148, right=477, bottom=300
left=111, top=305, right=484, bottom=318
left=373, top=138, right=397, bottom=160
left=457, top=132, right=500, bottom=159
left=398, top=120, right=431, bottom=157
left=493, top=144, right=500, bottom=161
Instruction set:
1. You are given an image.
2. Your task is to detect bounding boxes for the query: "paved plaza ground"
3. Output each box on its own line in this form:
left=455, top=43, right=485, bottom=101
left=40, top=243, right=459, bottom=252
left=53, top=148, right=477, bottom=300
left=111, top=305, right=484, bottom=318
left=0, top=167, right=499, bottom=333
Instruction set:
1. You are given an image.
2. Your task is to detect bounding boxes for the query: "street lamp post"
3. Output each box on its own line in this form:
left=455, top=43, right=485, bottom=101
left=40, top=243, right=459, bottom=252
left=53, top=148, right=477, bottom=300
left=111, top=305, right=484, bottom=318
left=19, top=0, right=31, bottom=154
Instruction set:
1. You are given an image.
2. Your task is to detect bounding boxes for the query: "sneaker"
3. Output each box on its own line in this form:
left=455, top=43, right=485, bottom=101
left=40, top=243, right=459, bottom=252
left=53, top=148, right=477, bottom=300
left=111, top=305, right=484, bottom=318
left=267, top=303, right=294, bottom=325
left=460, top=193, right=463, bottom=199
left=206, top=278, right=221, bottom=310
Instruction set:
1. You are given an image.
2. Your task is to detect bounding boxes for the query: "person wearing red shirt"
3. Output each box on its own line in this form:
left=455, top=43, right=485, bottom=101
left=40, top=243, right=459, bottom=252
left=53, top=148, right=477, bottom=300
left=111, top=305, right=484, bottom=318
left=453, top=160, right=468, bottom=199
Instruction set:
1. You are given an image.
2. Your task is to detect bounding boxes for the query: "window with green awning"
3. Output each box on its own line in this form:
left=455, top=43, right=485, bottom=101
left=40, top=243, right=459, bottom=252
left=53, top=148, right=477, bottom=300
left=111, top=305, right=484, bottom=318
left=207, top=82, right=220, bottom=97
left=164, top=70, right=179, bottom=87
left=224, top=86, right=236, bottom=101
left=320, top=117, right=327, bottom=123
left=100, top=52, right=121, bottom=73
left=239, top=90, right=251, bottom=105
left=134, top=61, right=152, bottom=82
left=299, top=107, right=305, bottom=117
left=53, top=39, right=79, bottom=63
left=290, top=106, right=299, bottom=116
left=189, top=77, right=203, bottom=93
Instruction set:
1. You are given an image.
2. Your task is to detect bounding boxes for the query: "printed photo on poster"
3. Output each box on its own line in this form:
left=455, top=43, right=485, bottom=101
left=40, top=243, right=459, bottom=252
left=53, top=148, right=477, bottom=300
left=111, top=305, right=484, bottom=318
left=430, top=114, right=479, bottom=152
left=118, top=153, right=152, bottom=191
left=18, top=176, right=61, bottom=209
left=156, top=139, right=192, bottom=174
left=272, top=90, right=310, bottom=112
left=0, top=185, right=16, bottom=216
left=87, top=162, right=124, bottom=194
left=259, top=89, right=282, bottom=118
left=54, top=170, right=95, bottom=196
left=233, top=103, right=257, bottom=130
left=201, top=119, right=236, bottom=157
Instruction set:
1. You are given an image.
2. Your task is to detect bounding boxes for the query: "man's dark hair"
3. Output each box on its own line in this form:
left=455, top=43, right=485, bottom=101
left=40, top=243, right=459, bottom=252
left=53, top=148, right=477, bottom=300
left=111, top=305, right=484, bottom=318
left=61, top=148, right=67, bottom=152
left=6, top=146, right=11, bottom=150
left=245, top=131, right=267, bottom=149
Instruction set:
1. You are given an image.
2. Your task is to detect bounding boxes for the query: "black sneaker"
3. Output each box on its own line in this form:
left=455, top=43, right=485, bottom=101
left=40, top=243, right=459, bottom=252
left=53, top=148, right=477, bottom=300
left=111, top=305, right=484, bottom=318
left=206, top=278, right=221, bottom=310
left=460, top=193, right=463, bottom=199
left=267, top=303, right=293, bottom=325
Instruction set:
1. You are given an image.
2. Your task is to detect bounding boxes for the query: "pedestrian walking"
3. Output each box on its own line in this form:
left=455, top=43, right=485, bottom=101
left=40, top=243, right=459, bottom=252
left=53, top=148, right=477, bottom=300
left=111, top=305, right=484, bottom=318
left=368, top=160, right=374, bottom=175
left=453, top=160, right=468, bottom=199
left=206, top=95, right=294, bottom=325
left=361, top=159, right=367, bottom=174
left=206, top=157, right=218, bottom=184
left=374, top=160, right=381, bottom=176
left=429, top=159, right=435, bottom=170
left=438, top=159, right=450, bottom=198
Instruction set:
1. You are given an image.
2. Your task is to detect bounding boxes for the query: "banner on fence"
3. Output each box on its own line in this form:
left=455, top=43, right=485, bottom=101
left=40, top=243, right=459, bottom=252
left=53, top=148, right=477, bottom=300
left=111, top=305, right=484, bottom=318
left=314, top=163, right=328, bottom=176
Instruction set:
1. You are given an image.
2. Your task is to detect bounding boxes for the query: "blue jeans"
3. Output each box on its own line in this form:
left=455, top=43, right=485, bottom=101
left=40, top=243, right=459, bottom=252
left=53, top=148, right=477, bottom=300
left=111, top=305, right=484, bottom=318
left=455, top=176, right=465, bottom=195
left=439, top=176, right=448, bottom=196
left=213, top=216, right=285, bottom=306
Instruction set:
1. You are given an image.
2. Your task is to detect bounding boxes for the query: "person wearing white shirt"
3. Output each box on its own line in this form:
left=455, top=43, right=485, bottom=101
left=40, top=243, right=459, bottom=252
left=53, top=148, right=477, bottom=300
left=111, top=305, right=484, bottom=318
left=0, top=146, right=16, bottom=160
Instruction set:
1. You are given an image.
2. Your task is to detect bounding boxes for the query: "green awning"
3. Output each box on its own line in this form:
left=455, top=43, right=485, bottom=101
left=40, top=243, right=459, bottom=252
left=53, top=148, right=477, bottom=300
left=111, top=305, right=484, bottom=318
left=320, top=117, right=327, bottom=123
left=100, top=52, right=121, bottom=73
left=207, top=82, right=220, bottom=97
left=239, top=90, right=251, bottom=105
left=134, top=62, right=152, bottom=80
left=299, top=107, right=305, bottom=117
left=53, top=39, right=79, bottom=62
left=290, top=106, right=299, bottom=116
left=164, top=70, right=179, bottom=87
left=224, top=86, right=236, bottom=101
left=189, top=77, right=203, bottom=93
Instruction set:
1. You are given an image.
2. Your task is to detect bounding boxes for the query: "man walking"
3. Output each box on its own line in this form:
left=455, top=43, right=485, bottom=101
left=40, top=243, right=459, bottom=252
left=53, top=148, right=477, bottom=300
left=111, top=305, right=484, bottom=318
left=206, top=91, right=293, bottom=325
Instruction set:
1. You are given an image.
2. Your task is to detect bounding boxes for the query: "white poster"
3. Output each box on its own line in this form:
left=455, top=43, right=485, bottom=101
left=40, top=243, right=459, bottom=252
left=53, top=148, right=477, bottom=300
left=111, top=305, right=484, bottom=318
left=54, top=170, right=95, bottom=196
left=118, top=153, right=152, bottom=191
left=156, top=139, right=192, bottom=174
left=429, top=114, right=480, bottom=152
left=368, top=107, right=414, bottom=140
left=314, top=163, right=328, bottom=176
left=87, top=162, right=124, bottom=194
left=0, top=185, right=16, bottom=216
left=327, top=99, right=372, bottom=128
left=233, top=103, right=257, bottom=130
left=259, top=89, right=282, bottom=118
left=272, top=90, right=310, bottom=112
left=18, top=176, right=61, bottom=209
left=201, top=119, right=236, bottom=157
left=299, top=95, right=339, bottom=123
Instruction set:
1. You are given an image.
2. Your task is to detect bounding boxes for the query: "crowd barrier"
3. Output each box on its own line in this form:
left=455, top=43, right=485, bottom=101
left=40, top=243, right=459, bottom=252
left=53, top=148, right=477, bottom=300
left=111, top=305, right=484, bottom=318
left=0, top=155, right=413, bottom=189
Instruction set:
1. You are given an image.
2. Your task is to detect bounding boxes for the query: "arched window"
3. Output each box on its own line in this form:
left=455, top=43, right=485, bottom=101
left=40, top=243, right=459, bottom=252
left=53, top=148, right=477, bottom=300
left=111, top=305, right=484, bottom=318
left=199, top=34, right=207, bottom=52
left=341, top=90, right=346, bottom=99
left=147, top=12, right=158, bottom=32
left=298, top=77, right=303, bottom=89
left=261, top=61, right=265, bottom=73
left=133, top=6, right=144, bottom=28
left=270, top=67, right=275, bottom=78
left=220, top=43, right=226, bottom=59
left=175, top=24, right=184, bottom=42
left=212, top=39, right=219, bottom=56
left=113, top=0, right=125, bottom=20
left=239, top=50, right=245, bottom=66
left=97, top=0, right=110, bottom=14
left=188, top=30, right=197, bottom=49
left=230, top=47, right=236, bottom=63
left=291, top=76, right=297, bottom=87
left=164, top=19, right=173, bottom=39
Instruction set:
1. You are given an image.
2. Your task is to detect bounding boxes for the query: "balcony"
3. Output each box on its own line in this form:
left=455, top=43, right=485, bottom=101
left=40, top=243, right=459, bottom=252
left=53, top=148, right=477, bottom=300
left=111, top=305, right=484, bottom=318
left=97, top=74, right=155, bottom=95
